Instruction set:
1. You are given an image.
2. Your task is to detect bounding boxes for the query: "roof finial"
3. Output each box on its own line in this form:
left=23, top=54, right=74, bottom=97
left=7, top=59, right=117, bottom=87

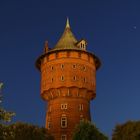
left=66, top=17, right=70, bottom=28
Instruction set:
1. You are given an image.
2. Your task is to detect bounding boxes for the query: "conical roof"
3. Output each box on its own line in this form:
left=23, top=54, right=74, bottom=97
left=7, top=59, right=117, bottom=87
left=54, top=18, right=78, bottom=50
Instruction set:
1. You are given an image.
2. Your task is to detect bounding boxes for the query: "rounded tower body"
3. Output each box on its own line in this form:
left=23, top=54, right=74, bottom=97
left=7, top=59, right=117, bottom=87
left=36, top=19, right=101, bottom=140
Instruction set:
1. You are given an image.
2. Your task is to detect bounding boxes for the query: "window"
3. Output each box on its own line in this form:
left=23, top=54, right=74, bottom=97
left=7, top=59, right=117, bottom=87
left=77, top=40, right=87, bottom=50
left=73, top=76, right=76, bottom=81
left=48, top=122, right=51, bottom=129
left=51, top=78, right=53, bottom=82
left=61, top=135, right=67, bottom=140
left=61, top=76, right=64, bottom=81
left=80, top=43, right=85, bottom=49
left=83, top=77, right=86, bottom=82
left=82, top=43, right=85, bottom=48
left=61, top=64, right=64, bottom=69
left=79, top=104, right=83, bottom=111
left=72, top=64, right=76, bottom=69
left=61, top=115, right=67, bottom=128
left=61, top=104, right=67, bottom=110
left=51, top=66, right=53, bottom=70
left=82, top=66, right=86, bottom=71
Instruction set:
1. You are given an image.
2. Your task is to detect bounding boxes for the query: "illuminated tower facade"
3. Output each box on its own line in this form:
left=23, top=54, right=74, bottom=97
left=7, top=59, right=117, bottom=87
left=36, top=19, right=101, bottom=140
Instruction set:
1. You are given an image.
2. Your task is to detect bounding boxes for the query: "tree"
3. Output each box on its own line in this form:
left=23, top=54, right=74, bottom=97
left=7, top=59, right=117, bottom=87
left=72, top=120, right=108, bottom=140
left=1, top=122, right=54, bottom=140
left=112, top=120, right=140, bottom=140
left=0, top=123, right=5, bottom=140
left=0, top=82, right=15, bottom=123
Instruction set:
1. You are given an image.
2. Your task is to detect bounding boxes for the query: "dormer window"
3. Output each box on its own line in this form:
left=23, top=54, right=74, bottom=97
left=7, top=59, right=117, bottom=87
left=80, top=43, right=85, bottom=49
left=76, top=39, right=87, bottom=50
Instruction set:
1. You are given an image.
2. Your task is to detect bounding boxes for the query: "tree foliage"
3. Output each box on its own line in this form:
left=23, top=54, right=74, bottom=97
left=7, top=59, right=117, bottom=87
left=0, top=122, right=54, bottom=140
left=72, top=120, right=108, bottom=140
left=0, top=82, right=15, bottom=123
left=112, top=120, right=140, bottom=140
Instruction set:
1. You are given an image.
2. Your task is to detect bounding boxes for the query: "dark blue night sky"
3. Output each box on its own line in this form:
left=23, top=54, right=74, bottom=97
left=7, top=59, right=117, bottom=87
left=0, top=0, right=140, bottom=138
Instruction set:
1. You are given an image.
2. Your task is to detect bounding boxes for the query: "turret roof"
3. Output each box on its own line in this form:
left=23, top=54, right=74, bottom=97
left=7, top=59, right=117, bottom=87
left=54, top=18, right=78, bottom=50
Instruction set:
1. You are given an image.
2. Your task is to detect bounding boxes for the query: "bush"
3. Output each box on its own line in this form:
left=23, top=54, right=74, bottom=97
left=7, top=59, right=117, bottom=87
left=73, top=120, right=108, bottom=140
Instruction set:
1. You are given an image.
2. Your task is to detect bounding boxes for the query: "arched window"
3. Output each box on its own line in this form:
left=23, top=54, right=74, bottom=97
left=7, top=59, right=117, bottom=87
left=61, top=76, right=64, bottom=81
left=61, top=64, right=64, bottom=69
left=73, top=76, right=76, bottom=81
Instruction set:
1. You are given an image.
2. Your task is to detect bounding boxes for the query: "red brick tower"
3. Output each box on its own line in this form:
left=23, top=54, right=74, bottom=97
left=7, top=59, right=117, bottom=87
left=36, top=18, right=101, bottom=140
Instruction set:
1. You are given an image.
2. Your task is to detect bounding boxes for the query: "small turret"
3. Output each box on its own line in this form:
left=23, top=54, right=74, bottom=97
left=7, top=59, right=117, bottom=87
left=54, top=18, right=78, bottom=50
left=44, top=41, right=49, bottom=53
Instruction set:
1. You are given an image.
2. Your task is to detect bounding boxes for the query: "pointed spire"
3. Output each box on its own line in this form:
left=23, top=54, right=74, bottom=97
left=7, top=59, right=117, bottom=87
left=54, top=18, right=77, bottom=50
left=66, top=17, right=70, bottom=29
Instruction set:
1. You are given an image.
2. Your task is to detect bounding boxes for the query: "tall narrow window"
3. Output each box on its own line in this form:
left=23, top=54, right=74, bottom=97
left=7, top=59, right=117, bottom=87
left=83, top=77, right=86, bottom=82
left=80, top=43, right=83, bottom=48
left=73, top=76, right=76, bottom=81
left=82, top=43, right=85, bottom=48
left=61, top=76, right=64, bottom=81
left=61, top=64, right=64, bottom=69
left=51, top=66, right=54, bottom=70
left=79, top=104, right=83, bottom=111
left=61, top=115, right=67, bottom=128
left=48, top=122, right=51, bottom=129
left=61, top=135, right=67, bottom=140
